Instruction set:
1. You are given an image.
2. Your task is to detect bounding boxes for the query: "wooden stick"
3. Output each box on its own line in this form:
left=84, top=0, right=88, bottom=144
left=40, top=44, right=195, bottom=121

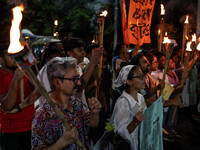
left=181, top=23, right=188, bottom=65
left=95, top=16, right=105, bottom=98
left=159, top=16, right=164, bottom=51
left=182, top=51, right=191, bottom=85
left=161, top=43, right=174, bottom=95
left=20, top=79, right=24, bottom=102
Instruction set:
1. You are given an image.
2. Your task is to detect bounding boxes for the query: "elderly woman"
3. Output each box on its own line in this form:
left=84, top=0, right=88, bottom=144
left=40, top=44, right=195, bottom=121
left=112, top=65, right=147, bottom=150
left=31, top=57, right=102, bottom=150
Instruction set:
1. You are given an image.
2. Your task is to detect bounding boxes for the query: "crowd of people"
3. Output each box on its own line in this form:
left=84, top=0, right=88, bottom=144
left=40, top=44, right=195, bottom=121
left=0, top=37, right=200, bottom=150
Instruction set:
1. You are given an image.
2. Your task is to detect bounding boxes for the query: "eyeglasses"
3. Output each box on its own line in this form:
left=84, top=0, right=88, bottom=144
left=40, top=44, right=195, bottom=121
left=56, top=76, right=81, bottom=84
left=132, top=75, right=145, bottom=80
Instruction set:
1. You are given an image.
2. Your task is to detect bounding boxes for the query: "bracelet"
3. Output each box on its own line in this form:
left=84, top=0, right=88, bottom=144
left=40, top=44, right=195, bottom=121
left=14, top=104, right=22, bottom=112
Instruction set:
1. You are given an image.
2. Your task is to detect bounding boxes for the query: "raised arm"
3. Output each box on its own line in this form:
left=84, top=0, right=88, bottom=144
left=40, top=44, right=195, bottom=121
left=1, top=68, right=24, bottom=111
left=79, top=47, right=103, bottom=92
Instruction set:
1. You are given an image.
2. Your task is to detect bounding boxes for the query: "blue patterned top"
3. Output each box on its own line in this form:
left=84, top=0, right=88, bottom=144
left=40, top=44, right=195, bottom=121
left=31, top=96, right=91, bottom=150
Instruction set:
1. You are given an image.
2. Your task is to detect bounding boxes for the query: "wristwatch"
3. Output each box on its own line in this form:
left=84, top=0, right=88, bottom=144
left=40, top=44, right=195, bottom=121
left=14, top=104, right=22, bottom=112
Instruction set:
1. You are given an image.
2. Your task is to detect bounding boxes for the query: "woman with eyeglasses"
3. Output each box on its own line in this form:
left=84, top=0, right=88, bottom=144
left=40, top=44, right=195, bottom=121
left=31, top=57, right=102, bottom=150
left=145, top=53, right=163, bottom=102
left=112, top=65, right=147, bottom=150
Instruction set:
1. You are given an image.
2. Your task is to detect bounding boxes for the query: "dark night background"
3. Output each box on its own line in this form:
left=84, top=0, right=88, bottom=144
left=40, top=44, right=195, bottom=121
left=0, top=0, right=198, bottom=54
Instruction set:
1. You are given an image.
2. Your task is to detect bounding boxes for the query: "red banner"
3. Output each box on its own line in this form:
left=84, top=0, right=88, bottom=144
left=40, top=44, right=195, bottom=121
left=121, top=0, right=129, bottom=45
left=128, top=0, right=155, bottom=46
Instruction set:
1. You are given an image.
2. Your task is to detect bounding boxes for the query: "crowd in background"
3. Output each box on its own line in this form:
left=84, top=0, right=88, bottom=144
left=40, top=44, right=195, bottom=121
left=0, top=37, right=200, bottom=150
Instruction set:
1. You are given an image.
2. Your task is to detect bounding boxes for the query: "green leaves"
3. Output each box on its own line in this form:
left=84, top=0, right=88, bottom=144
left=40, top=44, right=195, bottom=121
left=105, top=122, right=115, bottom=132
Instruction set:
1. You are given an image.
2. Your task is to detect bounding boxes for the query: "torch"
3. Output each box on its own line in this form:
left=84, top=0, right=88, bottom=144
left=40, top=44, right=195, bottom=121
left=182, top=34, right=199, bottom=85
left=158, top=4, right=165, bottom=52
left=181, top=15, right=189, bottom=65
left=8, top=6, right=86, bottom=149
left=181, top=41, right=192, bottom=86
left=53, top=19, right=59, bottom=37
left=161, top=33, right=174, bottom=95
left=95, top=10, right=107, bottom=98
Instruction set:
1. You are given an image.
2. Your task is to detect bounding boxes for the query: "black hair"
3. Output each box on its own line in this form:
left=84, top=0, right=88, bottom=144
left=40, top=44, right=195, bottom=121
left=85, top=43, right=99, bottom=55
left=62, top=37, right=85, bottom=54
left=0, top=43, right=9, bottom=57
left=145, top=53, right=155, bottom=64
left=153, top=51, right=165, bottom=62
left=125, top=65, right=140, bottom=92
left=114, top=42, right=124, bottom=56
left=130, top=52, right=144, bottom=66
left=39, top=42, right=64, bottom=68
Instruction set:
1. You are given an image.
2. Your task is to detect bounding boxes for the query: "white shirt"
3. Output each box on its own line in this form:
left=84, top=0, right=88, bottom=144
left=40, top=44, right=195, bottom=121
left=112, top=91, right=147, bottom=150
left=35, top=64, right=51, bottom=108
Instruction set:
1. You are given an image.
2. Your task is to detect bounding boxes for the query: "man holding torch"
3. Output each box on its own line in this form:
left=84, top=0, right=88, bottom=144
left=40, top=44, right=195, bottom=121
left=31, top=57, right=102, bottom=150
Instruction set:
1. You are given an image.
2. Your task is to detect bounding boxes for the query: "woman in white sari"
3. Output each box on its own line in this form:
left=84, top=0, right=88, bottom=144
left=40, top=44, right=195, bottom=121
left=112, top=65, right=147, bottom=150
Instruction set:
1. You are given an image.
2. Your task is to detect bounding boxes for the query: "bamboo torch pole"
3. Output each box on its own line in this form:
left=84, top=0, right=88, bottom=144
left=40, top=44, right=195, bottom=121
left=161, top=34, right=174, bottom=95
left=181, top=15, right=189, bottom=66
left=159, top=4, right=165, bottom=52
left=95, top=10, right=107, bottom=98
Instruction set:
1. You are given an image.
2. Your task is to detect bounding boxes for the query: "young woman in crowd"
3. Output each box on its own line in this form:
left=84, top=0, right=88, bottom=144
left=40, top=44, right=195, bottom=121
left=112, top=65, right=146, bottom=150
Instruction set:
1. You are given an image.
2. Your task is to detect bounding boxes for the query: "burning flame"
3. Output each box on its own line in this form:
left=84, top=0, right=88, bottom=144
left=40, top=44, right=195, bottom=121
left=158, top=29, right=160, bottom=35
left=100, top=10, right=108, bottom=17
left=185, top=35, right=188, bottom=40
left=91, top=39, right=95, bottom=43
left=184, top=15, right=189, bottom=24
left=165, top=32, right=168, bottom=36
left=186, top=41, right=192, bottom=51
left=8, top=6, right=24, bottom=54
left=160, top=4, right=165, bottom=15
left=192, top=33, right=196, bottom=42
left=163, top=36, right=171, bottom=44
left=196, top=43, right=200, bottom=51
left=54, top=20, right=58, bottom=26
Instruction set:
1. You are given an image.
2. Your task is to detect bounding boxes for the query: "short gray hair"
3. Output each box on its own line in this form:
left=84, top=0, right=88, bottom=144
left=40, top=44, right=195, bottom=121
left=47, top=57, right=77, bottom=91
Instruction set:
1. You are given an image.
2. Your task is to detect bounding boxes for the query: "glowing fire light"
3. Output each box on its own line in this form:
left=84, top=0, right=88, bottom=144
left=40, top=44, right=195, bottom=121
left=8, top=6, right=24, bottom=54
left=184, top=15, right=189, bottom=24
left=54, top=20, right=58, bottom=26
left=163, top=36, right=171, bottom=44
left=162, top=32, right=170, bottom=44
left=196, top=43, right=200, bottom=51
left=158, top=29, right=160, bottom=35
left=100, top=10, right=108, bottom=17
left=160, top=4, right=165, bottom=15
left=186, top=41, right=192, bottom=51
left=185, top=35, right=189, bottom=40
left=91, top=40, right=95, bottom=43
left=192, top=33, right=196, bottom=42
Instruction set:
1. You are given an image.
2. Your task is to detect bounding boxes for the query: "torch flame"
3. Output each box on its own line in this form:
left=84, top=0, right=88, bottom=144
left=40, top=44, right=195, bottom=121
left=91, top=40, right=95, bottom=43
left=8, top=6, right=24, bottom=54
left=165, top=32, right=168, bottom=36
left=54, top=20, right=58, bottom=26
left=160, top=4, right=165, bottom=15
left=196, top=43, right=200, bottom=51
left=100, top=10, right=108, bottom=17
left=158, top=29, right=160, bottom=35
left=185, top=35, right=189, bottom=40
left=192, top=33, right=196, bottom=42
left=186, top=41, right=192, bottom=51
left=184, top=15, right=189, bottom=24
left=163, top=36, right=171, bottom=44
